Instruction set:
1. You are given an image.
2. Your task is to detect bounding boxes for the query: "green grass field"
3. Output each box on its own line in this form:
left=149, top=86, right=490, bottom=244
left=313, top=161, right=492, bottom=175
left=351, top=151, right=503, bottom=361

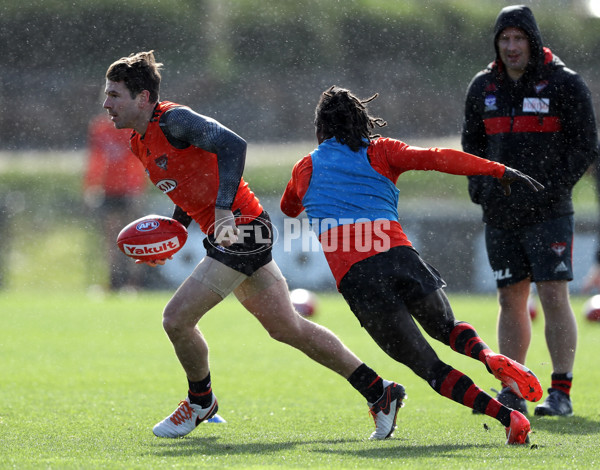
left=1, top=291, right=599, bottom=469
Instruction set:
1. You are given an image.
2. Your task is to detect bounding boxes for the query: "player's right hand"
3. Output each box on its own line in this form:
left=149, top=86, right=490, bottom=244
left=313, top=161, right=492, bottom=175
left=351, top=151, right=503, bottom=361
left=135, top=256, right=173, bottom=267
left=214, top=208, right=240, bottom=247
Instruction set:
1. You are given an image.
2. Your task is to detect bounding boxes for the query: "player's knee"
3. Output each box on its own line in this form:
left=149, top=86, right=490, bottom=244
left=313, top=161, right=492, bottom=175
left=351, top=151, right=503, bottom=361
left=162, top=304, right=188, bottom=339
left=162, top=314, right=180, bottom=339
left=266, top=323, right=299, bottom=344
left=265, top=316, right=306, bottom=345
left=266, top=327, right=289, bottom=344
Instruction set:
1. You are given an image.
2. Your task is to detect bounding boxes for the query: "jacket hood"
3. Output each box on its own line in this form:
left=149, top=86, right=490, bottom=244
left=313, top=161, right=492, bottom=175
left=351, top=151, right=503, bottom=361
left=493, top=5, right=545, bottom=76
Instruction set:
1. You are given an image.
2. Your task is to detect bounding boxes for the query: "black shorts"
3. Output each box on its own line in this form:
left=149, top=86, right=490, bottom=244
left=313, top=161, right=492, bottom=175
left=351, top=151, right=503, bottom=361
left=203, top=211, right=273, bottom=276
left=339, top=246, right=446, bottom=316
left=485, top=215, right=574, bottom=288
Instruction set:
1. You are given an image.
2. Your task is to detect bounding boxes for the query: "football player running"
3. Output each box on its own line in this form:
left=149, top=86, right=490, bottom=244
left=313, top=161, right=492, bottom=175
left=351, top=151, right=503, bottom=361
left=280, top=85, right=544, bottom=444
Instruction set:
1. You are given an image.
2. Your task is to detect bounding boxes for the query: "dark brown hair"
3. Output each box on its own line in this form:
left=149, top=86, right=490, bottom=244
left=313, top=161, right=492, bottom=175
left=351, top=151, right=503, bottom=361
left=106, top=50, right=163, bottom=102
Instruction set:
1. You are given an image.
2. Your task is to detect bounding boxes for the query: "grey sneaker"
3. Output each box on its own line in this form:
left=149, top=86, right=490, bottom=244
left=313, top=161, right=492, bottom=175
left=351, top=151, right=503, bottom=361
left=534, top=388, right=573, bottom=417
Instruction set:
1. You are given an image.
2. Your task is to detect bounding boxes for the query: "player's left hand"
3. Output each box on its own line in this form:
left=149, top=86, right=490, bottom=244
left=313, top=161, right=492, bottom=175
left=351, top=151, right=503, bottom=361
left=499, top=167, right=544, bottom=196
left=214, top=208, right=240, bottom=247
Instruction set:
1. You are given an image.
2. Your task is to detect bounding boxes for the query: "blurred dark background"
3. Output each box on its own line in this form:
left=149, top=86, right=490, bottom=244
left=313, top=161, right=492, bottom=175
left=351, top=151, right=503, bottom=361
left=2, top=0, right=600, bottom=150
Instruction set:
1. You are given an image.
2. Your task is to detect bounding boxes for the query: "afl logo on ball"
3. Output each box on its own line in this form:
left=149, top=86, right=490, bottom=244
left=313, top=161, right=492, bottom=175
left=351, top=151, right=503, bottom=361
left=156, top=179, right=177, bottom=193
left=136, top=220, right=160, bottom=232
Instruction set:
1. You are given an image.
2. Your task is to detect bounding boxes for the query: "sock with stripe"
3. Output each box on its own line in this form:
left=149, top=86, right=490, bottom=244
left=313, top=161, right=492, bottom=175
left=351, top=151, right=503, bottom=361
left=347, top=363, right=384, bottom=403
left=449, top=322, right=493, bottom=365
left=188, top=373, right=213, bottom=408
left=551, top=372, right=573, bottom=396
left=429, top=361, right=512, bottom=427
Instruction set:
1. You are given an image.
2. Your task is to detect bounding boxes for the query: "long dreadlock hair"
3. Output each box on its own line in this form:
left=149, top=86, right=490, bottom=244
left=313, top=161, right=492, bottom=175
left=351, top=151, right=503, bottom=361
left=314, top=85, right=387, bottom=152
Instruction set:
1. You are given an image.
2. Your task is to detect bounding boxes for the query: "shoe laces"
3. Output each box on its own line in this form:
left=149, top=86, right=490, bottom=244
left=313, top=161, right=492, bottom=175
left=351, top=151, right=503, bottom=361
left=170, top=400, right=194, bottom=425
left=368, top=387, right=404, bottom=423
left=368, top=403, right=383, bottom=425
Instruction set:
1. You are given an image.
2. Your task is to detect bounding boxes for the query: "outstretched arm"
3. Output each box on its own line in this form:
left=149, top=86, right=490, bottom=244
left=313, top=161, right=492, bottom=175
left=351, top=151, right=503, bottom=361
left=499, top=167, right=544, bottom=196
left=386, top=142, right=543, bottom=195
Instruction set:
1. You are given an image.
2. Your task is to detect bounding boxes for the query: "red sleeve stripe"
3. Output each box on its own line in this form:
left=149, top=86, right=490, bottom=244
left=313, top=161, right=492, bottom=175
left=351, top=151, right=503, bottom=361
left=484, top=116, right=562, bottom=135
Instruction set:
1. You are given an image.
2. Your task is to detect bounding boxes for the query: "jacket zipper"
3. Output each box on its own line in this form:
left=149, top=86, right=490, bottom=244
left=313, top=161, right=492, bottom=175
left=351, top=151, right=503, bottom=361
left=510, top=107, right=515, bottom=132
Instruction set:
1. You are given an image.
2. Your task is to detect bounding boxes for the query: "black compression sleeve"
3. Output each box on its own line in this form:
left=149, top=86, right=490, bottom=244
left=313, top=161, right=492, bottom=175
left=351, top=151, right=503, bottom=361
left=160, top=107, right=246, bottom=210
left=172, top=205, right=193, bottom=228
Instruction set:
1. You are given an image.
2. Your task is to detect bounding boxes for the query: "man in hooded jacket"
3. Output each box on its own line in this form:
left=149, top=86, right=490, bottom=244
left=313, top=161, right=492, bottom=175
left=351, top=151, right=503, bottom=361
left=462, top=5, right=598, bottom=416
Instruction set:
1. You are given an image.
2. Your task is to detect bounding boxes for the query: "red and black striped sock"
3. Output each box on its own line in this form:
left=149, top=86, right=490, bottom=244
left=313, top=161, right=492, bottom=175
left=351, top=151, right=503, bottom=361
left=188, top=372, right=213, bottom=408
left=551, top=372, right=573, bottom=396
left=449, top=322, right=492, bottom=365
left=347, top=363, right=384, bottom=403
left=430, top=362, right=511, bottom=427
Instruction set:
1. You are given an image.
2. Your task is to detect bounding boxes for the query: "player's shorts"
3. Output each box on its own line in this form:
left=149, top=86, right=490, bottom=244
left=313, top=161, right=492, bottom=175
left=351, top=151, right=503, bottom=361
left=203, top=210, right=273, bottom=276
left=338, top=245, right=446, bottom=320
left=485, top=215, right=574, bottom=288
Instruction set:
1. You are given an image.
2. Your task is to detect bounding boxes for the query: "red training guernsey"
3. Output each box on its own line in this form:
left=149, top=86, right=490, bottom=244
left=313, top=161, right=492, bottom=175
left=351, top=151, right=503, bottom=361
left=281, top=137, right=506, bottom=286
left=129, top=101, right=262, bottom=234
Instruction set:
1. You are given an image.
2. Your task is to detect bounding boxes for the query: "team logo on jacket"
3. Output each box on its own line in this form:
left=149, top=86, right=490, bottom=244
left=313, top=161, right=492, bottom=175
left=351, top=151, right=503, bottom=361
left=484, top=94, right=497, bottom=111
left=155, top=155, right=168, bottom=170
left=534, top=80, right=548, bottom=94
left=523, top=97, right=549, bottom=113
left=551, top=242, right=566, bottom=256
left=156, top=179, right=177, bottom=193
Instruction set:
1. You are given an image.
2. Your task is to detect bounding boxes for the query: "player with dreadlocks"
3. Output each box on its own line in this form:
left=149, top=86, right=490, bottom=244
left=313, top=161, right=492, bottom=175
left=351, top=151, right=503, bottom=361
left=281, top=85, right=545, bottom=445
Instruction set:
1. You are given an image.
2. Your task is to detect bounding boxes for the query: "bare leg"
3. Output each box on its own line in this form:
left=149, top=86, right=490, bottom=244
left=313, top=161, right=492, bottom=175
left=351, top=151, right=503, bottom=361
left=161, top=256, right=248, bottom=381
left=235, top=262, right=362, bottom=378
left=162, top=276, right=223, bottom=381
left=497, top=278, right=531, bottom=365
left=536, top=280, right=577, bottom=374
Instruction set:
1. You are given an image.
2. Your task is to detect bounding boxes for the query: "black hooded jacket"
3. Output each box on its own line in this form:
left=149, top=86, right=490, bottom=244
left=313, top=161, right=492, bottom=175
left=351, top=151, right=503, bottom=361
left=462, top=5, right=598, bottom=229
